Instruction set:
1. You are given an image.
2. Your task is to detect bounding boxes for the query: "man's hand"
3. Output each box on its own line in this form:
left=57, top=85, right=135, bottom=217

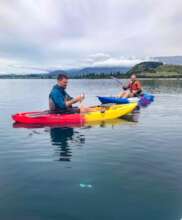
left=75, top=94, right=85, bottom=102
left=66, top=94, right=85, bottom=107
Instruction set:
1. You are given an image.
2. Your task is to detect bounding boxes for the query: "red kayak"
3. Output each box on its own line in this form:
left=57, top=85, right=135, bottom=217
left=12, top=111, right=85, bottom=125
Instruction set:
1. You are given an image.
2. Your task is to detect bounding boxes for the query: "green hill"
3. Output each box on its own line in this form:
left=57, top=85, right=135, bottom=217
left=128, top=61, right=182, bottom=78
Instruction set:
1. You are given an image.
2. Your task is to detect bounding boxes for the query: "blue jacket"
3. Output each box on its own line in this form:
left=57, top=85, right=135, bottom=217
left=49, top=85, right=73, bottom=111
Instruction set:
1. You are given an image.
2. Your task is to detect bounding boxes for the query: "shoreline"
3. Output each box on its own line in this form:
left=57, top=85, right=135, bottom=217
left=0, top=77, right=182, bottom=80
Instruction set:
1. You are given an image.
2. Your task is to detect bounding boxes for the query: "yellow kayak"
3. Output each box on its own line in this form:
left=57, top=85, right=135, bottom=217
left=84, top=103, right=137, bottom=122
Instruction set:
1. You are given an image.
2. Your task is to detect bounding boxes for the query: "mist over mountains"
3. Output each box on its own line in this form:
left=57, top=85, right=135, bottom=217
left=49, top=56, right=182, bottom=77
left=0, top=56, right=182, bottom=77
left=54, top=66, right=130, bottom=77
left=153, top=56, right=182, bottom=65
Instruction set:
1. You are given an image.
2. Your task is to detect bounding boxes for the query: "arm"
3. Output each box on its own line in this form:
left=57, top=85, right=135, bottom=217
left=65, top=92, right=73, bottom=101
left=65, top=95, right=84, bottom=107
left=123, top=81, right=131, bottom=90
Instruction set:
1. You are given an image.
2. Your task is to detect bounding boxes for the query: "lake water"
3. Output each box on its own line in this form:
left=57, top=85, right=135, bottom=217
left=0, top=79, right=182, bottom=220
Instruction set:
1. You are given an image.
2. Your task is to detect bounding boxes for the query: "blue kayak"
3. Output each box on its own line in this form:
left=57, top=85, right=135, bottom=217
left=98, top=93, right=154, bottom=106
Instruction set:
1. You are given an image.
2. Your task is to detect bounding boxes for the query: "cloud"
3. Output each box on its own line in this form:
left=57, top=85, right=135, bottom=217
left=88, top=53, right=111, bottom=61
left=91, top=57, right=148, bottom=67
left=80, top=54, right=148, bottom=68
left=0, top=0, right=181, bottom=73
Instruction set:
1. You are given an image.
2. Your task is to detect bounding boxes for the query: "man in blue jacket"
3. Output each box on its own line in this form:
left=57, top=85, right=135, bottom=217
left=49, top=74, right=88, bottom=113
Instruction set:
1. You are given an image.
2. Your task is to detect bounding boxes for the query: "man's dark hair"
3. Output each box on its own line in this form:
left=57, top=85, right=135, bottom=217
left=57, top=74, right=68, bottom=81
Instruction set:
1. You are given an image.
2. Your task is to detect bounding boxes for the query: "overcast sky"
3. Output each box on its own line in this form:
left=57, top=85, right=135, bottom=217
left=0, top=0, right=181, bottom=73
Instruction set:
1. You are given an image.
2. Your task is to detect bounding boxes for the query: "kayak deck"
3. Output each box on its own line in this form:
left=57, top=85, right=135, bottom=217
left=85, top=103, right=137, bottom=122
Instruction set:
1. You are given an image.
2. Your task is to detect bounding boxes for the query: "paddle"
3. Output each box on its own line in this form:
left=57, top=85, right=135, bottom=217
left=80, top=93, right=85, bottom=108
left=111, top=76, right=123, bottom=87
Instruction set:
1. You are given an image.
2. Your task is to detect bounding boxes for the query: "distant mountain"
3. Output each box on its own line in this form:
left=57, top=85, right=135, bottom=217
left=7, top=56, right=180, bottom=78
left=128, top=61, right=163, bottom=74
left=49, top=66, right=131, bottom=77
left=47, top=56, right=182, bottom=78
left=28, top=57, right=182, bottom=77
left=65, top=68, right=82, bottom=75
left=128, top=61, right=182, bottom=78
left=78, top=66, right=130, bottom=75
left=153, top=56, right=182, bottom=65
left=48, top=69, right=68, bottom=77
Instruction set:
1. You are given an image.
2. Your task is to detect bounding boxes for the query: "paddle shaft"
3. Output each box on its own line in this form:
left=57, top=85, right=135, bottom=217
left=111, top=76, right=123, bottom=87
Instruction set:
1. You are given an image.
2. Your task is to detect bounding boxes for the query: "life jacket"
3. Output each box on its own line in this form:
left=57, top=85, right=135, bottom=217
left=128, top=80, right=142, bottom=92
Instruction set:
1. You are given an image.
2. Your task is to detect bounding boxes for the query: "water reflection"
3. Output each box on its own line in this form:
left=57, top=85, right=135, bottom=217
left=50, top=127, right=85, bottom=162
left=122, top=111, right=140, bottom=122
left=12, top=112, right=139, bottom=161
left=141, top=79, right=182, bottom=94
left=13, top=123, right=85, bottom=162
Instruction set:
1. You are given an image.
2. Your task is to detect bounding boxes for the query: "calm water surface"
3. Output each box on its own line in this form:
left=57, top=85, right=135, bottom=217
left=0, top=79, right=182, bottom=220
